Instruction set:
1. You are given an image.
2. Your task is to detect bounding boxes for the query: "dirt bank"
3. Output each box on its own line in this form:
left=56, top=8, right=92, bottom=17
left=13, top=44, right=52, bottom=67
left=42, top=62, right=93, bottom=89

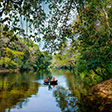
left=92, top=78, right=112, bottom=100
left=0, top=68, right=19, bottom=73
left=79, top=78, right=112, bottom=112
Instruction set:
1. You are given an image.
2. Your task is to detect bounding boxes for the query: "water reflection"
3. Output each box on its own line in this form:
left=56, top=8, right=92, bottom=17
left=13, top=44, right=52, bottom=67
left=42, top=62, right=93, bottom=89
left=0, top=71, right=39, bottom=112
left=52, top=70, right=84, bottom=112
left=77, top=92, right=112, bottom=112
left=0, top=69, right=110, bottom=112
left=53, top=70, right=112, bottom=112
left=53, top=86, right=78, bottom=112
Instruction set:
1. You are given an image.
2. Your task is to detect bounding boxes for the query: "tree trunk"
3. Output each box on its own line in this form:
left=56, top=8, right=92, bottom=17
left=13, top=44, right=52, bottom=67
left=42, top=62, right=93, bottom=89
left=102, top=7, right=112, bottom=50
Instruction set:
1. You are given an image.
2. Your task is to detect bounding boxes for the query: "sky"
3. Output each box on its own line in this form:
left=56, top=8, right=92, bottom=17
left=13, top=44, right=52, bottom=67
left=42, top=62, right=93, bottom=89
left=1, top=1, right=78, bottom=51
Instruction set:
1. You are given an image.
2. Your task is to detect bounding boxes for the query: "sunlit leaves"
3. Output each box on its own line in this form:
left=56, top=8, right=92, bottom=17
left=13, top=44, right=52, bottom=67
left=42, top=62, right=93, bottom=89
left=5, top=47, right=24, bottom=59
left=0, top=0, right=112, bottom=78
left=0, top=57, right=18, bottom=68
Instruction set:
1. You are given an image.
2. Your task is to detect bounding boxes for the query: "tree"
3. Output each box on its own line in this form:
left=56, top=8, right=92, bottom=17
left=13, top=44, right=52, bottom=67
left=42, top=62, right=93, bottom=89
left=1, top=0, right=112, bottom=79
left=0, top=0, right=47, bottom=42
left=1, top=0, right=111, bottom=51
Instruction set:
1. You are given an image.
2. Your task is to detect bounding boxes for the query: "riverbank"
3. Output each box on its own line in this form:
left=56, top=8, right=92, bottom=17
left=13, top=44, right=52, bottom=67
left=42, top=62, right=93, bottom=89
left=86, top=78, right=112, bottom=111
left=79, top=78, right=112, bottom=112
left=0, top=68, right=19, bottom=73
left=92, top=78, right=112, bottom=100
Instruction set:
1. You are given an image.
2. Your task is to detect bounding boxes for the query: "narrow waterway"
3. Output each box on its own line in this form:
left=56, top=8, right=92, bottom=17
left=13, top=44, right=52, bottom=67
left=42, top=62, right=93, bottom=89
left=0, top=69, right=111, bottom=112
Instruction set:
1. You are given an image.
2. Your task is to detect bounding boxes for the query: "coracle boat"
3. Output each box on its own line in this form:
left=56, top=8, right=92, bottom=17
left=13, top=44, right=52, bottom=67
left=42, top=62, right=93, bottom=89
left=44, top=80, right=58, bottom=85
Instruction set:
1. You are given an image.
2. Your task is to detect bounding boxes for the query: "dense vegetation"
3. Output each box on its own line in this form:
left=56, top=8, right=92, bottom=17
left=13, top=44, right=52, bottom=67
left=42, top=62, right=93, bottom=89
left=0, top=0, right=112, bottom=84
left=0, top=25, right=52, bottom=71
left=49, top=0, right=112, bottom=84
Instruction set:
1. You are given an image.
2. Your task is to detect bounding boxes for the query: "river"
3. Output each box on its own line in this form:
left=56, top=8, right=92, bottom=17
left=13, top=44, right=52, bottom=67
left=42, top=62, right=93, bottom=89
left=0, top=69, right=111, bottom=112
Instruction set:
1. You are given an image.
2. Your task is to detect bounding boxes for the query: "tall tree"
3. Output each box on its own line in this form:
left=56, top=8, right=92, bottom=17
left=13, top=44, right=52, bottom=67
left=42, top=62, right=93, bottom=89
left=0, top=0, right=112, bottom=52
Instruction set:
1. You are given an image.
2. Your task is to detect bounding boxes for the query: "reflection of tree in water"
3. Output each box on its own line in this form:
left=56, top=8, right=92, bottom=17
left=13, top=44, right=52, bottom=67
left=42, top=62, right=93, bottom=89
left=0, top=71, right=39, bottom=112
left=53, top=86, right=78, bottom=112
left=77, top=93, right=112, bottom=112
left=51, top=70, right=112, bottom=112
left=62, top=70, right=89, bottom=99
left=36, top=69, right=51, bottom=79
left=60, top=70, right=112, bottom=112
left=53, top=80, right=112, bottom=112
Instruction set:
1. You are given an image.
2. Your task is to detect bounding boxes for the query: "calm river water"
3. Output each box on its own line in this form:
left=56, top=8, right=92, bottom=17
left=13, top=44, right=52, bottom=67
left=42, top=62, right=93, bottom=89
left=0, top=69, right=110, bottom=112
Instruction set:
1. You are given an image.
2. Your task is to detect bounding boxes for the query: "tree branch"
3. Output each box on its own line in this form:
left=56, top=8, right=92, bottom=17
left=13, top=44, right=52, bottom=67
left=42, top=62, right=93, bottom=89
left=1, top=17, right=8, bottom=23
left=65, top=0, right=73, bottom=21
left=93, top=69, right=104, bottom=80
left=0, top=0, right=9, bottom=16
left=72, top=0, right=79, bottom=14
left=102, top=7, right=112, bottom=50
left=0, top=0, right=23, bottom=17
left=10, top=0, right=23, bottom=5
left=72, top=0, right=83, bottom=24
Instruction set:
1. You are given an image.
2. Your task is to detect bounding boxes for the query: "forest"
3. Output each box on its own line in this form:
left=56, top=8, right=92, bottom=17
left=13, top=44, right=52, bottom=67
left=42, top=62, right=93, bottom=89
left=0, top=25, right=52, bottom=71
left=0, top=0, right=112, bottom=85
left=0, top=0, right=112, bottom=111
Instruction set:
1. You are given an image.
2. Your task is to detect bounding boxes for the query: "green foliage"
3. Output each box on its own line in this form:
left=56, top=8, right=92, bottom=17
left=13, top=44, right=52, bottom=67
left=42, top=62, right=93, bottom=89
left=0, top=0, right=112, bottom=85
left=0, top=57, right=18, bottom=68
left=0, top=25, right=52, bottom=71
left=5, top=47, right=24, bottom=59
left=84, top=77, right=92, bottom=85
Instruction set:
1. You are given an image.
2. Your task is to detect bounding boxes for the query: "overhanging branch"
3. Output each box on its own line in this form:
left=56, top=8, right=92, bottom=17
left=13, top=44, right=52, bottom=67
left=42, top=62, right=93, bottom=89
left=65, top=0, right=73, bottom=21
left=102, top=7, right=112, bottom=50
left=0, top=0, right=9, bottom=16
left=10, top=0, right=23, bottom=5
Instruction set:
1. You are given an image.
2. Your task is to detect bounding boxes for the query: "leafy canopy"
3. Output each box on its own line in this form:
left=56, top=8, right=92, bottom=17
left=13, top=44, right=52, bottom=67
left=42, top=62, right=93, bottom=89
left=0, top=0, right=112, bottom=52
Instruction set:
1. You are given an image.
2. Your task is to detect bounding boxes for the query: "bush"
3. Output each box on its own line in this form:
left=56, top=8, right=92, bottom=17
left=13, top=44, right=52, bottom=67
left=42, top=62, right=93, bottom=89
left=0, top=57, right=18, bottom=69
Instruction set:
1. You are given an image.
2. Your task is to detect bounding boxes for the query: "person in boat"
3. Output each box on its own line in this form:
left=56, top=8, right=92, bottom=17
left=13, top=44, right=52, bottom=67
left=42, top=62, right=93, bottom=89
left=48, top=76, right=52, bottom=81
left=45, top=76, right=56, bottom=82
left=52, top=77, right=55, bottom=81
left=45, top=77, right=49, bottom=81
left=45, top=76, right=52, bottom=82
